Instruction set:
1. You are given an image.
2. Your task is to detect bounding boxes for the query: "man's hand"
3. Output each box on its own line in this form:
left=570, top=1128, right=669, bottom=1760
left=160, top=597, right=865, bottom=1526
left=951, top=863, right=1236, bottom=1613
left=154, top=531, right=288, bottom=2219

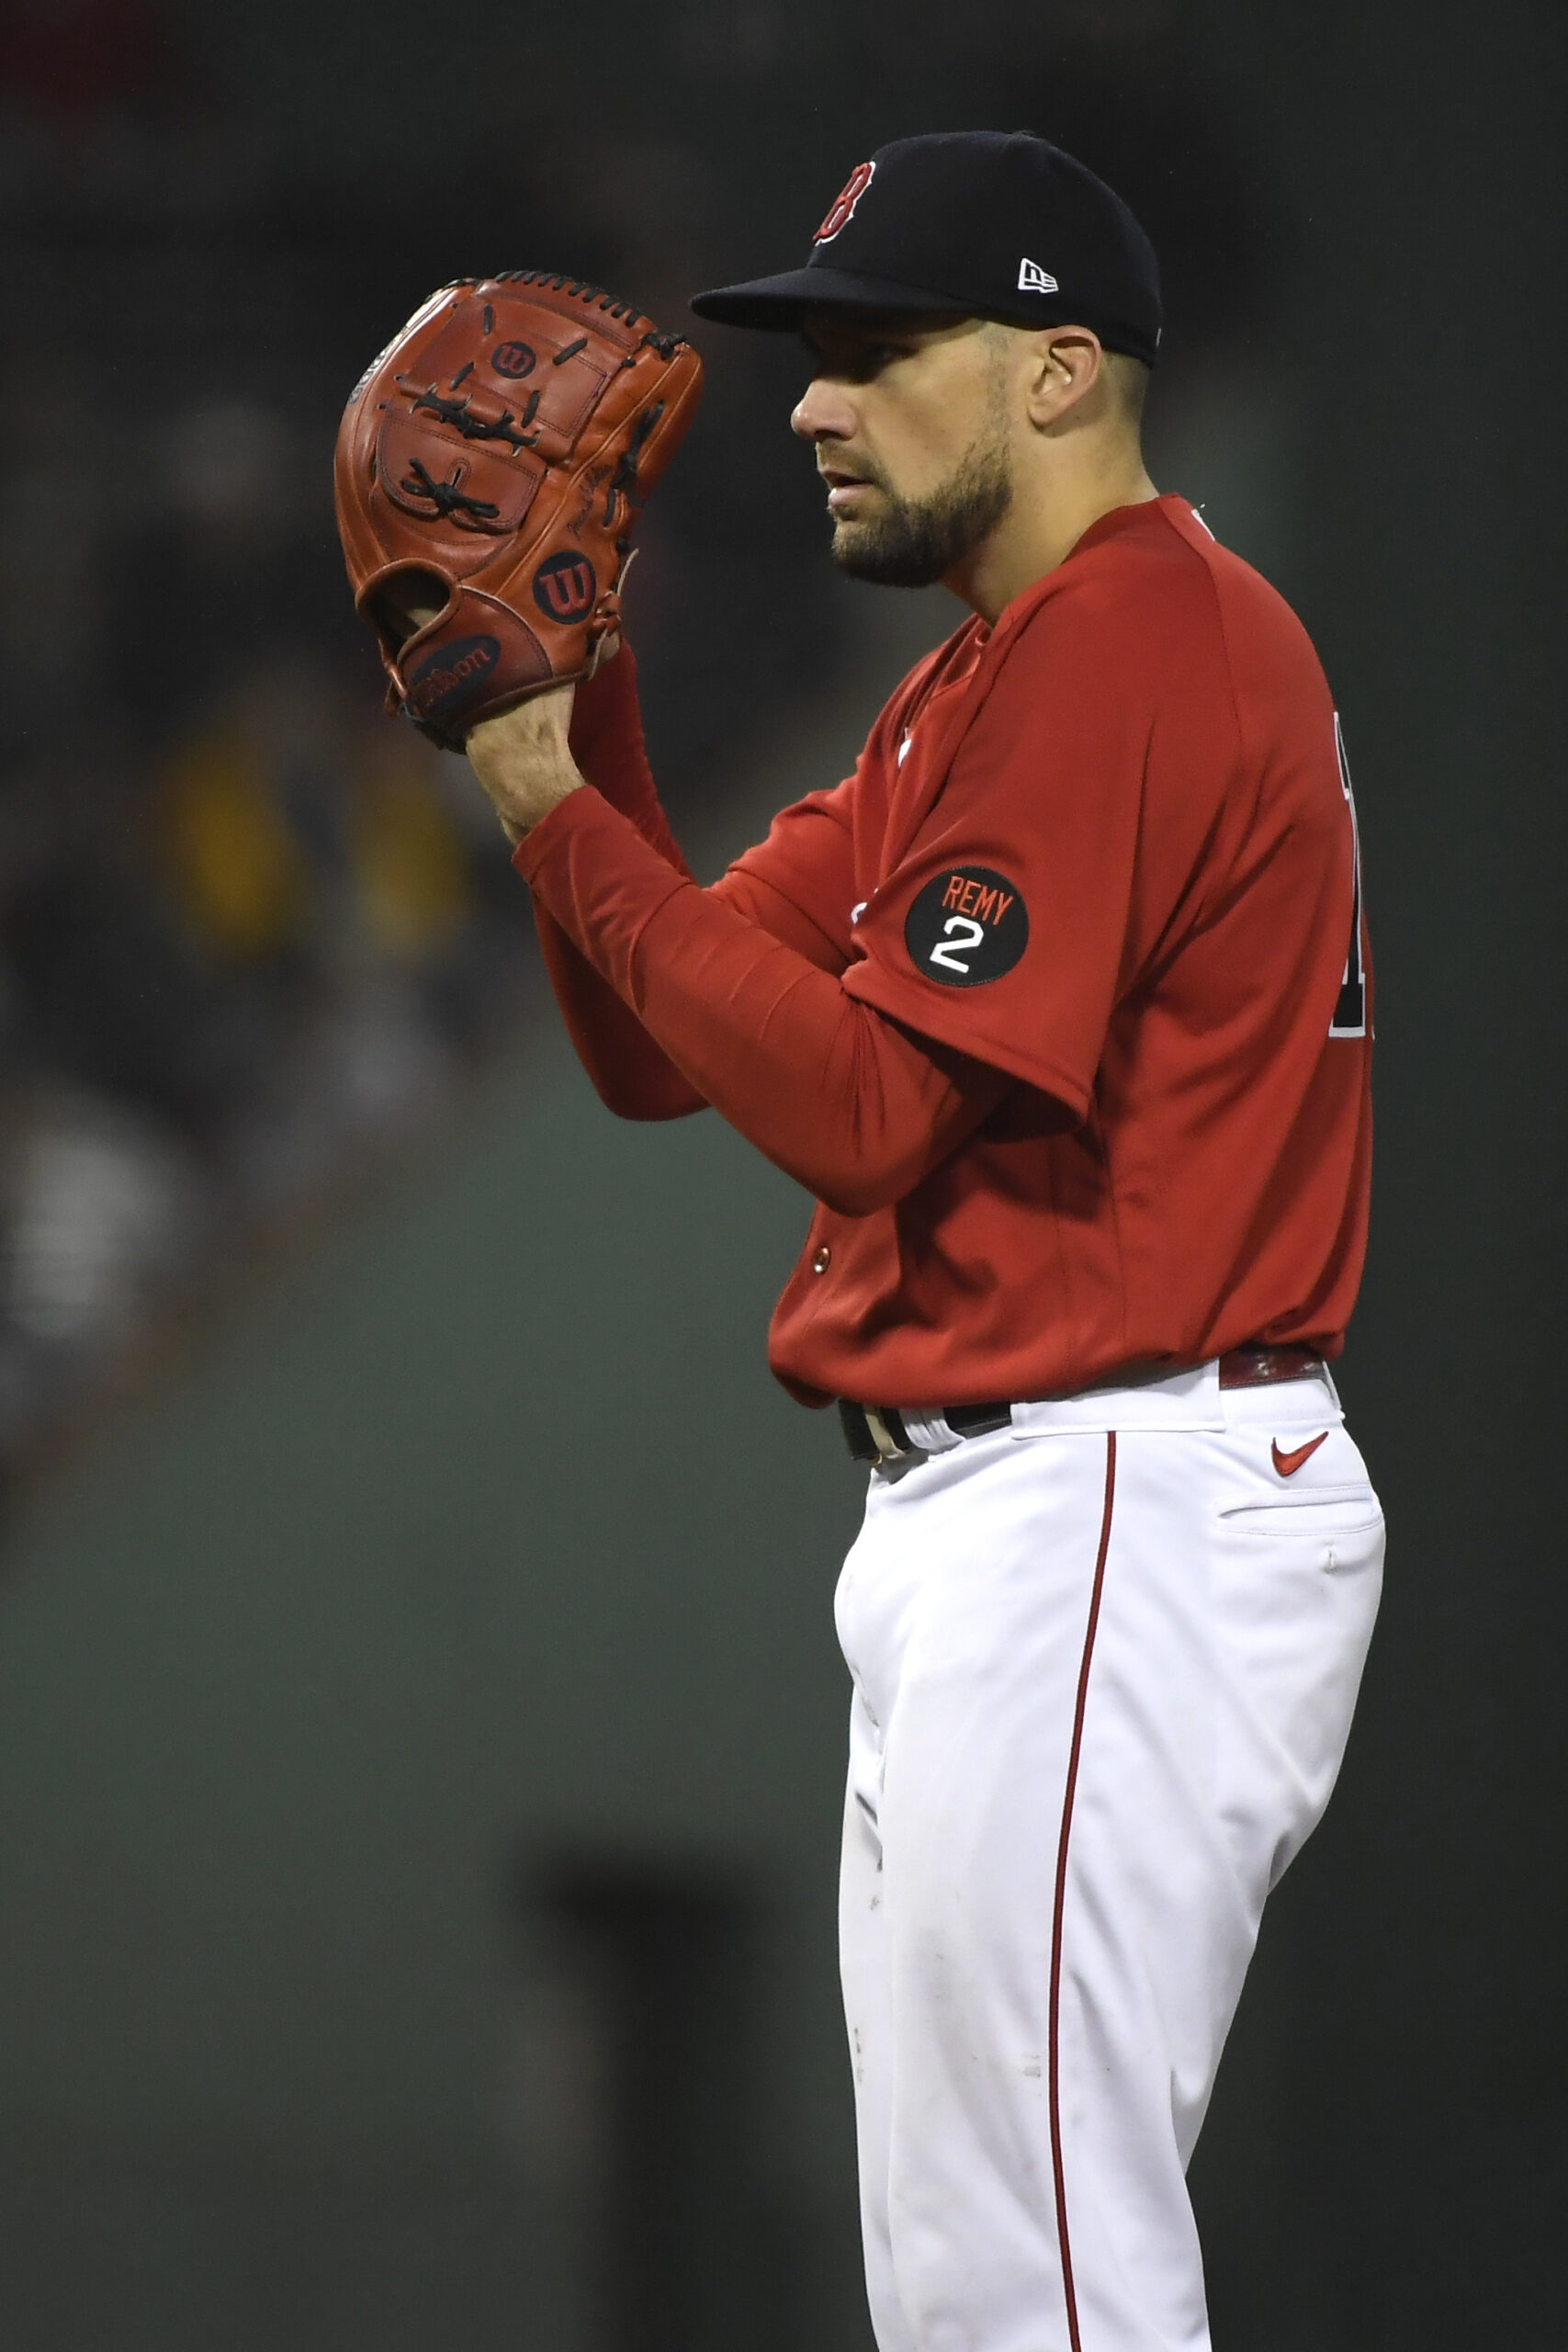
left=465, top=683, right=582, bottom=844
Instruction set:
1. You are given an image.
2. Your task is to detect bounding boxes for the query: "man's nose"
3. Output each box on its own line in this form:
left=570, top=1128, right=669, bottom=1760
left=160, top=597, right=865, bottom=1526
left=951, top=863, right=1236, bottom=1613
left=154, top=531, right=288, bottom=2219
left=791, top=376, right=858, bottom=443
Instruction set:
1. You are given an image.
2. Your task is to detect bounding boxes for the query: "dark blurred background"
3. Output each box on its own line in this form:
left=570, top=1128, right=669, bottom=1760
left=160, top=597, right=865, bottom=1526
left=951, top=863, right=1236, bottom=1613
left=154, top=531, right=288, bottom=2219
left=0, top=1, right=1562, bottom=2345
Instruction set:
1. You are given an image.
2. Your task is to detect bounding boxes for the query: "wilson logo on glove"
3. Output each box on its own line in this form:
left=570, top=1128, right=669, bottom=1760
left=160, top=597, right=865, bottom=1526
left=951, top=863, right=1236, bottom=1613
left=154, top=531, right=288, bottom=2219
left=490, top=339, right=536, bottom=379
left=905, top=866, right=1030, bottom=987
left=532, top=550, right=597, bottom=623
left=407, top=634, right=501, bottom=718
left=334, top=272, right=703, bottom=747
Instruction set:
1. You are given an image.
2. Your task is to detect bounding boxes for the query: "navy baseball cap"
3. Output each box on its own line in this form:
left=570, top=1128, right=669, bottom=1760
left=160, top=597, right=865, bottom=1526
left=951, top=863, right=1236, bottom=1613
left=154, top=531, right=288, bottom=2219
left=691, top=130, right=1162, bottom=368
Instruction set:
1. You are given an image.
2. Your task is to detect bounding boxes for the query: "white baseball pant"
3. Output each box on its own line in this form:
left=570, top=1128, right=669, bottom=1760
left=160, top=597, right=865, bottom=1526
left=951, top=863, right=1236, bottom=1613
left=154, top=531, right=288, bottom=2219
left=834, top=1362, right=1382, bottom=2352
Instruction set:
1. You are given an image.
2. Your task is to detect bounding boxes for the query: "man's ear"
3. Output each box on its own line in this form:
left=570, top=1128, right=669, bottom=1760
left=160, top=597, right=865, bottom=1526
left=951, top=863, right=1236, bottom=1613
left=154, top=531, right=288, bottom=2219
left=1022, top=327, right=1105, bottom=429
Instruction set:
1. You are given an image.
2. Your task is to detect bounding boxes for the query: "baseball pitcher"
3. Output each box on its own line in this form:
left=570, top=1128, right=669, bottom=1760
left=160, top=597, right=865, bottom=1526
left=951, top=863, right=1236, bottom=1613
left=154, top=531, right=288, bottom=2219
left=337, top=131, right=1382, bottom=2352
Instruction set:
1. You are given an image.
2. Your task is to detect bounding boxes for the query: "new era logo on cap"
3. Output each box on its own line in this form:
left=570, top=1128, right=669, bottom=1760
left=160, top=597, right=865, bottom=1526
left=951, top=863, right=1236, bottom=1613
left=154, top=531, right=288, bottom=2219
left=1018, top=256, right=1058, bottom=293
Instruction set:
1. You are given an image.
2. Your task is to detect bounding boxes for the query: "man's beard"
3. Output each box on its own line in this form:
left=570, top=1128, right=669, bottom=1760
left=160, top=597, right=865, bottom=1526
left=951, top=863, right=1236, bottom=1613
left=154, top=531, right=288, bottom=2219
left=829, top=432, right=1013, bottom=588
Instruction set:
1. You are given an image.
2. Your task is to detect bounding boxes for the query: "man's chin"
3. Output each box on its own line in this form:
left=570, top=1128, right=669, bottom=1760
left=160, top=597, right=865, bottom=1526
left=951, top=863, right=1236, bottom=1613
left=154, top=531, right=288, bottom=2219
left=829, top=522, right=944, bottom=590
left=829, top=517, right=874, bottom=566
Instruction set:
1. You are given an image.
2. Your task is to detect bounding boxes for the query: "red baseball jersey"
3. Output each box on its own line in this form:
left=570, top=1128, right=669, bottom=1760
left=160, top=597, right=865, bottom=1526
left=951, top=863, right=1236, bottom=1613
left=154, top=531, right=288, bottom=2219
left=725, top=495, right=1371, bottom=1405
left=519, top=494, right=1372, bottom=1411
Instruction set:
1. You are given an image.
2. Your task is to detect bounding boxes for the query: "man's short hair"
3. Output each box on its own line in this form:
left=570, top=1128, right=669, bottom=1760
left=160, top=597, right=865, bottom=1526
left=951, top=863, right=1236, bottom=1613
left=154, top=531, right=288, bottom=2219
left=1104, top=349, right=1151, bottom=426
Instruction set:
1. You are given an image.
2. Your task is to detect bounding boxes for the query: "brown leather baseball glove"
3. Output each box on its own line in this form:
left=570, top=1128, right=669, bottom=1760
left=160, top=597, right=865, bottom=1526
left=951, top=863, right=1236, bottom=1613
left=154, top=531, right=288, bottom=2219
left=334, top=273, right=703, bottom=748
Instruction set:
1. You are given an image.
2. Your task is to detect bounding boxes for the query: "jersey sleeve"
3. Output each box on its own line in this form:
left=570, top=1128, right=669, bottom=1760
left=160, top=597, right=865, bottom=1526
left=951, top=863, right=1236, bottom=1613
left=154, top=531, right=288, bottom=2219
left=709, top=779, right=859, bottom=971
left=840, top=569, right=1239, bottom=1114
left=709, top=642, right=949, bottom=973
left=513, top=786, right=1010, bottom=1215
left=534, top=645, right=927, bottom=1138
left=534, top=644, right=705, bottom=1118
left=536, top=649, right=863, bottom=1114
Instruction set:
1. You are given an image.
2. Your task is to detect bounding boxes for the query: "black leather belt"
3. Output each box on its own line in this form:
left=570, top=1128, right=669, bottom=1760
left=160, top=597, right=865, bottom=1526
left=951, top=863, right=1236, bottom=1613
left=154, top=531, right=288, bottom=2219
left=839, top=1345, right=1324, bottom=1466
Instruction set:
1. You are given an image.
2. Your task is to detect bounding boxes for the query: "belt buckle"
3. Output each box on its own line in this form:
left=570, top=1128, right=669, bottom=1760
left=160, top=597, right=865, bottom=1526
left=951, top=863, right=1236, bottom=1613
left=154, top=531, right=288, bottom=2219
left=862, top=1406, right=908, bottom=1466
left=839, top=1399, right=917, bottom=1467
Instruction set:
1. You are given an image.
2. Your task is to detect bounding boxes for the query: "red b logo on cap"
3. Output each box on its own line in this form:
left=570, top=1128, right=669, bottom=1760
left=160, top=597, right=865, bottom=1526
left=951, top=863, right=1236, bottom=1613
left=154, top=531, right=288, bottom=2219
left=815, top=160, right=875, bottom=244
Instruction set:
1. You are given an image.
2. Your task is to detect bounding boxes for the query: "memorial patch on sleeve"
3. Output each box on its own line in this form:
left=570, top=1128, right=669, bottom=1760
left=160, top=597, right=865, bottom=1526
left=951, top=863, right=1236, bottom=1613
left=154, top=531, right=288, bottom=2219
left=904, top=865, right=1029, bottom=987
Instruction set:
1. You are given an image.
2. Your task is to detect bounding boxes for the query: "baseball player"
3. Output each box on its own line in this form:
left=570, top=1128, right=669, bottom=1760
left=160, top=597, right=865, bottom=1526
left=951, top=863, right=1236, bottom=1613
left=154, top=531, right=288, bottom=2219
left=457, top=132, right=1382, bottom=2352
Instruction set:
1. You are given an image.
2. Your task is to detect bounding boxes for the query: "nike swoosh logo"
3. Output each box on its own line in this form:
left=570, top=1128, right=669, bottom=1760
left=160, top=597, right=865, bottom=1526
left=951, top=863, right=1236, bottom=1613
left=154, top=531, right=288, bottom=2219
left=1271, top=1431, right=1329, bottom=1477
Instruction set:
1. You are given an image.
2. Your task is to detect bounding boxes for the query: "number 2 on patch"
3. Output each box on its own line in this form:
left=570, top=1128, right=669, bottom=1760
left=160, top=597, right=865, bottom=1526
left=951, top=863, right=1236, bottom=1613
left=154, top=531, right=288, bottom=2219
left=1330, top=712, right=1367, bottom=1037
left=929, top=915, right=986, bottom=974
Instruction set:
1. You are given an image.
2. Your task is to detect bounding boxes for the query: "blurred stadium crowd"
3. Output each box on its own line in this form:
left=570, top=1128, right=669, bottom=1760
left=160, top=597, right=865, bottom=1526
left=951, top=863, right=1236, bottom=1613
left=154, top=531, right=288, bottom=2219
left=0, top=0, right=849, bottom=1488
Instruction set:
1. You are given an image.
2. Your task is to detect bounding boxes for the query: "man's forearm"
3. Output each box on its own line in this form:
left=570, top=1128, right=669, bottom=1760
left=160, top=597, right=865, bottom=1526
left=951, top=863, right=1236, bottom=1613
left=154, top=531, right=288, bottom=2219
left=514, top=787, right=1005, bottom=1213
left=532, top=902, right=708, bottom=1121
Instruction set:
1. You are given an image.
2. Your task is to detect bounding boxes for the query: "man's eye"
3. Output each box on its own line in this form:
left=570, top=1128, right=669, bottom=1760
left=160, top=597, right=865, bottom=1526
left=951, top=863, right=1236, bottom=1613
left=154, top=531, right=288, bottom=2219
left=801, top=339, right=908, bottom=379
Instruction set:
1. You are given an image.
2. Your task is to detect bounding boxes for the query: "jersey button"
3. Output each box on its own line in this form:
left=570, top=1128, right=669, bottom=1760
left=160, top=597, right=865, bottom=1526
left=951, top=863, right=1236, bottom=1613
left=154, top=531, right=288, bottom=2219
left=811, top=1244, right=831, bottom=1274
